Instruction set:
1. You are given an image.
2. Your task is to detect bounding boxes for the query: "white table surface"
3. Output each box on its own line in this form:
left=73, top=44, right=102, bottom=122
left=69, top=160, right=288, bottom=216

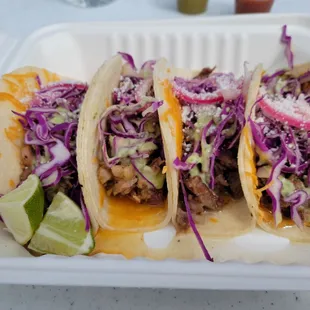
left=1, top=0, right=310, bottom=309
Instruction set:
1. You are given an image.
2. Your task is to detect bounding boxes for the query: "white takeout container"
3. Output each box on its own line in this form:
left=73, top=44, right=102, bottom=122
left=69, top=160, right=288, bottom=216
left=2, top=14, right=310, bottom=289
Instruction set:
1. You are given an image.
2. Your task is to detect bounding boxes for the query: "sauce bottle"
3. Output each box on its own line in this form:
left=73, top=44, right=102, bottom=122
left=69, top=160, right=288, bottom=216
left=235, top=0, right=274, bottom=14
left=178, top=0, right=208, bottom=14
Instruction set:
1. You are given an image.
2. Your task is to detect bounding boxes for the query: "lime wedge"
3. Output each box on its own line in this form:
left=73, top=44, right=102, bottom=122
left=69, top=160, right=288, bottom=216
left=0, top=174, right=44, bottom=245
left=28, top=192, right=94, bottom=256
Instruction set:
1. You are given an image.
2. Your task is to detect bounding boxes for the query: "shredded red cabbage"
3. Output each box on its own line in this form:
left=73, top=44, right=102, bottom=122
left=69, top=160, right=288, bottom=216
left=180, top=175, right=213, bottom=262
left=171, top=71, right=246, bottom=257
left=118, top=52, right=137, bottom=71
left=173, top=157, right=194, bottom=171
left=252, top=105, right=310, bottom=227
left=118, top=52, right=157, bottom=79
left=284, top=190, right=307, bottom=229
left=298, top=71, right=310, bottom=84
left=131, top=159, right=156, bottom=189
left=99, top=55, right=165, bottom=190
left=140, top=60, right=156, bottom=78
left=252, top=60, right=310, bottom=227
left=281, top=25, right=294, bottom=69
left=14, top=80, right=91, bottom=231
left=266, top=150, right=287, bottom=227
left=173, top=85, right=245, bottom=191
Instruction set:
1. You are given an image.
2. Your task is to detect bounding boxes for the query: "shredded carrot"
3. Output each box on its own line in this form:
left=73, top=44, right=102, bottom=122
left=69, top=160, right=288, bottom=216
left=162, top=165, right=167, bottom=174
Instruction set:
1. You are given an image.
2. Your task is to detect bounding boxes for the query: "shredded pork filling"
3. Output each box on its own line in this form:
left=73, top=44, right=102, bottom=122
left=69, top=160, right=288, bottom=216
left=97, top=75, right=166, bottom=205
left=176, top=93, right=244, bottom=230
left=98, top=156, right=165, bottom=205
left=176, top=143, right=242, bottom=230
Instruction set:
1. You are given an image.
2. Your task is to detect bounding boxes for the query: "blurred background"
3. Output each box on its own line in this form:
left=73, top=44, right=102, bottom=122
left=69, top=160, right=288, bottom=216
left=0, top=0, right=309, bottom=37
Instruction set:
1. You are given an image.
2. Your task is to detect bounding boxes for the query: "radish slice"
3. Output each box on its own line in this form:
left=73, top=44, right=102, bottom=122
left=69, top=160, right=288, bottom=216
left=258, top=87, right=310, bottom=130
left=173, top=87, right=224, bottom=105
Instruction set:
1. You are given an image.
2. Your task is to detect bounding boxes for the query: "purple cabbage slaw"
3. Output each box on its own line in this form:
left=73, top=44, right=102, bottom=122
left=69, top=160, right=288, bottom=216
left=250, top=103, right=310, bottom=228
left=251, top=25, right=310, bottom=228
left=172, top=71, right=246, bottom=262
left=13, top=80, right=91, bottom=231
left=262, top=25, right=305, bottom=99
left=180, top=176, right=213, bottom=262
left=98, top=53, right=165, bottom=191
left=173, top=75, right=246, bottom=188
left=281, top=25, right=294, bottom=69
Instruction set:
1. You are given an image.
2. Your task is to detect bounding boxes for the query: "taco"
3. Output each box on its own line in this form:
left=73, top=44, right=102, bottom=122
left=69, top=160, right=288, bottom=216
left=153, top=59, right=255, bottom=259
left=77, top=53, right=172, bottom=233
left=0, top=67, right=93, bottom=255
left=239, top=61, right=310, bottom=241
left=239, top=25, right=310, bottom=241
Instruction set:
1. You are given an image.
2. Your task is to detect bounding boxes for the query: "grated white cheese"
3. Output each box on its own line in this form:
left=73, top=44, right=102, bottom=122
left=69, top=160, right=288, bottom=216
left=221, top=114, right=228, bottom=120
left=259, top=86, right=310, bottom=124
left=173, top=82, right=220, bottom=101
left=256, top=117, right=265, bottom=123
left=208, top=125, right=217, bottom=135
left=181, top=106, right=191, bottom=123
left=191, top=104, right=217, bottom=116
left=212, top=73, right=239, bottom=90
left=263, top=127, right=270, bottom=135
left=215, top=107, right=222, bottom=118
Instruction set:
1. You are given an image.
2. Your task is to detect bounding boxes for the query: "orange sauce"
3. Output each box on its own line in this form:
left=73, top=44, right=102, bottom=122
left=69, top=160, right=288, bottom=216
left=209, top=217, right=218, bottom=223
left=99, top=185, right=105, bottom=207
left=106, top=195, right=167, bottom=229
left=98, top=183, right=167, bottom=230
left=259, top=207, right=294, bottom=228
left=2, top=72, right=39, bottom=99
left=9, top=179, right=15, bottom=189
left=161, top=80, right=183, bottom=158
left=4, top=118, right=24, bottom=146
left=92, top=157, right=99, bottom=164
left=243, top=125, right=259, bottom=190
left=91, top=229, right=146, bottom=258
left=0, top=92, right=27, bottom=112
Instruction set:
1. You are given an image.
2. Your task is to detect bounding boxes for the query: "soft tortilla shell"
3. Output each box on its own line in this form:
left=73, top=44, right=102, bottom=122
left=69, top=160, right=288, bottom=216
left=239, top=63, right=310, bottom=242
left=0, top=67, right=60, bottom=195
left=77, top=56, right=172, bottom=233
left=153, top=59, right=255, bottom=238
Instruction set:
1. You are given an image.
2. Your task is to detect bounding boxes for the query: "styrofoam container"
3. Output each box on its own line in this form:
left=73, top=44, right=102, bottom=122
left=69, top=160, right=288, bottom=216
left=2, top=14, right=310, bottom=289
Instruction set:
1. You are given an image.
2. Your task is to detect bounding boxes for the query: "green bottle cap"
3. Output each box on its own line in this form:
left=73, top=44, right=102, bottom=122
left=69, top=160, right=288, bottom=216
left=178, top=0, right=208, bottom=15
